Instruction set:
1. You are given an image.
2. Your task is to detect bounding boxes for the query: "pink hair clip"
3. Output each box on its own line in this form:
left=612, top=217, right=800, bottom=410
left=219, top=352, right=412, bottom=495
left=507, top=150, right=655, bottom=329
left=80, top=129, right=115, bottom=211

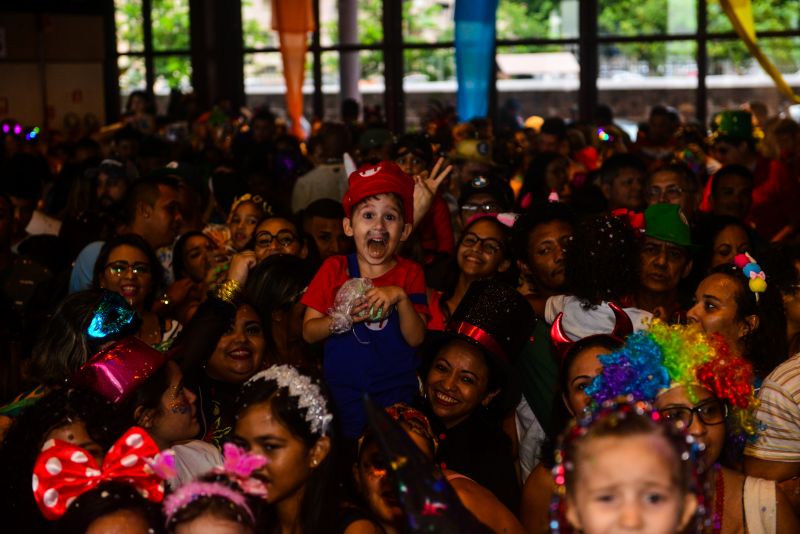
left=145, top=449, right=177, bottom=481
left=210, top=443, right=268, bottom=498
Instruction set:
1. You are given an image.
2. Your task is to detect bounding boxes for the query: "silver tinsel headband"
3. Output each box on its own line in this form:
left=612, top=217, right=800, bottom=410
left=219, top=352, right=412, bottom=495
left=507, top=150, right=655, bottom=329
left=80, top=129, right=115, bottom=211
left=245, top=365, right=333, bottom=436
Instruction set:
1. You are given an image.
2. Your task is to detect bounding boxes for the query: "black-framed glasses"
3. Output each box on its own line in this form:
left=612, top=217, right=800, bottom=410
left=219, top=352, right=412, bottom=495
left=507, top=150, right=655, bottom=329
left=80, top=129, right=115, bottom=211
left=660, top=399, right=727, bottom=428
left=461, top=202, right=502, bottom=215
left=255, top=230, right=297, bottom=248
left=461, top=232, right=504, bottom=256
left=647, top=185, right=684, bottom=201
left=105, top=261, right=151, bottom=276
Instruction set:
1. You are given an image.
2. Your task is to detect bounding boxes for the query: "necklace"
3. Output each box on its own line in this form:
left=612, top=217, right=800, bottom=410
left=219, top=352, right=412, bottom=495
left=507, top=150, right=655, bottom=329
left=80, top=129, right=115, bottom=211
left=712, top=464, right=724, bottom=534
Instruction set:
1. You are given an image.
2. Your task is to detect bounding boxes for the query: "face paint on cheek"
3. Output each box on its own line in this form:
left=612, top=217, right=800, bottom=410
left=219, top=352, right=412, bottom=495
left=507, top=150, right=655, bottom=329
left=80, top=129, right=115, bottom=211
left=168, top=394, right=191, bottom=415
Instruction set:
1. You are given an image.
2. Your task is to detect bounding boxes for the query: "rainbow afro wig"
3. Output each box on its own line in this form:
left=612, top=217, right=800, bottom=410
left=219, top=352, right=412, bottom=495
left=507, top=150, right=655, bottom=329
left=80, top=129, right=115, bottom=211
left=585, top=320, right=759, bottom=439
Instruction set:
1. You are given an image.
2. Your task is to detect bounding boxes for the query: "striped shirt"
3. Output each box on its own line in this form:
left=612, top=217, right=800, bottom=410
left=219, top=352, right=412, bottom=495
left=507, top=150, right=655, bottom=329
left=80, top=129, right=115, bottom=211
left=745, top=352, right=800, bottom=462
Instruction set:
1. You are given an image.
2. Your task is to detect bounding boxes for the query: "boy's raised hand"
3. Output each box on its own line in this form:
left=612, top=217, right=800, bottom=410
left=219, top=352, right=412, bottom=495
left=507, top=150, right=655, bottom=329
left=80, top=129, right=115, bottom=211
left=412, top=157, right=453, bottom=227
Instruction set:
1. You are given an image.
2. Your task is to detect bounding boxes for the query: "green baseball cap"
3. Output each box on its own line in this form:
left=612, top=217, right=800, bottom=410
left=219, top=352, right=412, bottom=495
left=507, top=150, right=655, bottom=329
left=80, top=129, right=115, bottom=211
left=644, top=204, right=694, bottom=249
left=708, top=110, right=754, bottom=144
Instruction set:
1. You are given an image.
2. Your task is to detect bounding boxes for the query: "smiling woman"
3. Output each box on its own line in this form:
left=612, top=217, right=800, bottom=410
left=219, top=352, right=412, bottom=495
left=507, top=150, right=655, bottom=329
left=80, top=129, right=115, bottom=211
left=92, top=234, right=182, bottom=351
left=427, top=215, right=514, bottom=331
left=422, top=278, right=535, bottom=512
left=186, top=303, right=266, bottom=448
left=233, top=365, right=344, bottom=534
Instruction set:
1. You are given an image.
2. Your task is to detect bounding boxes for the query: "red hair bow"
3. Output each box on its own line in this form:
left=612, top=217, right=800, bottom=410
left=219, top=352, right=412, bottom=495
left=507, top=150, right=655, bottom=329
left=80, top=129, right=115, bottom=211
left=32, top=426, right=165, bottom=520
left=611, top=208, right=646, bottom=233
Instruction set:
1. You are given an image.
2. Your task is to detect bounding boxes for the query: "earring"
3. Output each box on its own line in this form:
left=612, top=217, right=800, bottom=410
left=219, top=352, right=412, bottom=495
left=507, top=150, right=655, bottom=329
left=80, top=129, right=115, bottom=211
left=311, top=458, right=319, bottom=467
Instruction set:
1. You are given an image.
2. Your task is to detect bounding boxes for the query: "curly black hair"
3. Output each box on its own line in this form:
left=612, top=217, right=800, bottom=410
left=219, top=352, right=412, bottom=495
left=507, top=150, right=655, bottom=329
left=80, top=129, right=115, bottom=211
left=565, top=213, right=640, bottom=308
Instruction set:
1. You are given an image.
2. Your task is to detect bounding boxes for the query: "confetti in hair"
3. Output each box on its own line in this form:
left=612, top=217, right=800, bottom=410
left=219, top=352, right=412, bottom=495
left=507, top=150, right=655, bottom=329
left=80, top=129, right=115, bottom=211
left=585, top=321, right=758, bottom=439
left=550, top=397, right=705, bottom=533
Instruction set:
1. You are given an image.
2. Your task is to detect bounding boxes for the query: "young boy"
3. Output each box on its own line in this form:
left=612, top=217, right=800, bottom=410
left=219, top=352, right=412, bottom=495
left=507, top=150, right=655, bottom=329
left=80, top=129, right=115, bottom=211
left=302, top=161, right=428, bottom=439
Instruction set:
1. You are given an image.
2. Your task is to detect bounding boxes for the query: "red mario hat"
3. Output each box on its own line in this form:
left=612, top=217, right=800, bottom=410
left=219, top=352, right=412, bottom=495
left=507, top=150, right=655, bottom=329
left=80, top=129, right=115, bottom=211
left=342, top=161, right=415, bottom=223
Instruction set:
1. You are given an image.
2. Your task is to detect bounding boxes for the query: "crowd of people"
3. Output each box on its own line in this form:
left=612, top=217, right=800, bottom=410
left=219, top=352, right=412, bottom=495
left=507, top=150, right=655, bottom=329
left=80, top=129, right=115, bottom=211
left=0, top=93, right=799, bottom=533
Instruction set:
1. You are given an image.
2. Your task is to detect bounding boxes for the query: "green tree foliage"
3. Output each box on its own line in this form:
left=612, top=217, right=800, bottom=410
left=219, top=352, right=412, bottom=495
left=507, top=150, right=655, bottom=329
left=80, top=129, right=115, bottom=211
left=114, top=0, right=800, bottom=92
left=707, top=0, right=800, bottom=74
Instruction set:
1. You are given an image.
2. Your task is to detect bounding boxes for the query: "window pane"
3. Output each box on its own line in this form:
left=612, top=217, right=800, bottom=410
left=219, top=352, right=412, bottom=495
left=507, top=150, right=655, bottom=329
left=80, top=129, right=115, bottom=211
left=244, top=52, right=315, bottom=117
left=154, top=55, right=192, bottom=95
left=599, top=0, right=696, bottom=36
left=498, top=0, right=578, bottom=40
left=707, top=37, right=800, bottom=118
left=245, top=52, right=287, bottom=94
left=118, top=55, right=147, bottom=101
left=152, top=0, right=190, bottom=51
left=115, top=0, right=144, bottom=53
left=319, top=0, right=382, bottom=46
left=404, top=48, right=456, bottom=83
left=321, top=50, right=385, bottom=122
left=403, top=0, right=454, bottom=44
left=497, top=44, right=579, bottom=120
left=598, top=41, right=697, bottom=122
left=242, top=0, right=278, bottom=49
left=707, top=0, right=800, bottom=34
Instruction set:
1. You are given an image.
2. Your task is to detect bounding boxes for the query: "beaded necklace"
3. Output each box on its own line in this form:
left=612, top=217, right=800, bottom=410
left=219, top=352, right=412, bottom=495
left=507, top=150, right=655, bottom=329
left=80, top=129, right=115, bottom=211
left=711, top=464, right=724, bottom=534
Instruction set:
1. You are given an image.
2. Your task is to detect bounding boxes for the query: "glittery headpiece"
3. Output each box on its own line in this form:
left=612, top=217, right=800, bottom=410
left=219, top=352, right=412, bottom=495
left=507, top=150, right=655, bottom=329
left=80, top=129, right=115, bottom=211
left=164, top=481, right=255, bottom=525
left=73, top=336, right=169, bottom=404
left=585, top=321, right=759, bottom=439
left=550, top=397, right=704, bottom=533
left=244, top=365, right=333, bottom=436
left=86, top=291, right=141, bottom=343
left=228, top=193, right=273, bottom=224
left=734, top=252, right=767, bottom=302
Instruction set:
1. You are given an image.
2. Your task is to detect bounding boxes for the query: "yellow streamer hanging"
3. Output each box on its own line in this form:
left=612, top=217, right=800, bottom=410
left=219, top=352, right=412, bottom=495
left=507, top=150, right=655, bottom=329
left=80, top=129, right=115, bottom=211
left=717, top=0, right=800, bottom=103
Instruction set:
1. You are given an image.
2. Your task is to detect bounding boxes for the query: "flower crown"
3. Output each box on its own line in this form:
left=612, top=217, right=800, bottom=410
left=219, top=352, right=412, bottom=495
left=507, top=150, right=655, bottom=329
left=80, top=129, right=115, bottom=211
left=228, top=193, right=273, bottom=223
left=584, top=321, right=759, bottom=439
left=244, top=365, right=333, bottom=436
left=734, top=252, right=767, bottom=301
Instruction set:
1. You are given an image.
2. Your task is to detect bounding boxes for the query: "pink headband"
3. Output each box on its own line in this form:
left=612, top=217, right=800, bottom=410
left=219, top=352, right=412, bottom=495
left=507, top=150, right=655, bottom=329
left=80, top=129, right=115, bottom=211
left=164, top=481, right=254, bottom=525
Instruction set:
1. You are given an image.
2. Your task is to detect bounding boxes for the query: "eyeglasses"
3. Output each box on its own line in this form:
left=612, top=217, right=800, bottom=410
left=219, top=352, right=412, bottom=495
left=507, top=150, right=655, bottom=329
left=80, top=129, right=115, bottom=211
left=660, top=399, right=727, bottom=428
left=105, top=261, right=151, bottom=276
left=255, top=230, right=297, bottom=249
left=461, top=202, right=502, bottom=215
left=461, top=232, right=504, bottom=256
left=647, top=185, right=684, bottom=201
